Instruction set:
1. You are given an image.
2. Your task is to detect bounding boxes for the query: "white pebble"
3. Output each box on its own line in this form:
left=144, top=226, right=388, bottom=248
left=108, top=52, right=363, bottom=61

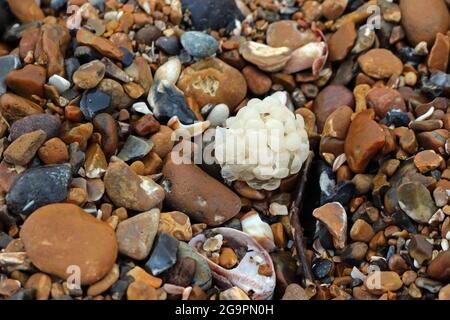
left=48, top=75, right=71, bottom=93
left=154, top=58, right=182, bottom=85
left=132, top=102, right=153, bottom=115
left=206, top=104, right=229, bottom=127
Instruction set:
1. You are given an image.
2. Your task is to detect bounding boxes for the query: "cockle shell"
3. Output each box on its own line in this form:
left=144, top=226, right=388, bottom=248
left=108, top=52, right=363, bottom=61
left=189, top=227, right=276, bottom=300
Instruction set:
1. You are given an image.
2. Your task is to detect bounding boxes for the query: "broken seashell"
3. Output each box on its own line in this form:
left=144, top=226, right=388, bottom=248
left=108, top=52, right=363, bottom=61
left=240, top=210, right=276, bottom=252
left=189, top=227, right=276, bottom=300
left=283, top=23, right=329, bottom=78
left=239, top=41, right=292, bottom=72
left=168, top=116, right=210, bottom=137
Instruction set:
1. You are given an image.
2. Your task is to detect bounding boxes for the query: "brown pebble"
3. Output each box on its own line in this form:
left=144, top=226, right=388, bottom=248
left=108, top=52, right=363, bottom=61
left=38, top=138, right=68, bottom=164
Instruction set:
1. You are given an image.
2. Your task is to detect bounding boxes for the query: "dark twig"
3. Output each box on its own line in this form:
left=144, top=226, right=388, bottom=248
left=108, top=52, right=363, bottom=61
left=290, top=151, right=316, bottom=297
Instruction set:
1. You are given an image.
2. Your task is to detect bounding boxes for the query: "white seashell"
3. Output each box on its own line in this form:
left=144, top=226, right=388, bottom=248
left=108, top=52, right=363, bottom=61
left=189, top=227, right=276, bottom=300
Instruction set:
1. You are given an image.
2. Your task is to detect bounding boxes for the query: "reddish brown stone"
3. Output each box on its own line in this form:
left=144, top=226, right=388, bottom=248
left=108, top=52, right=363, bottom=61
left=313, top=202, right=347, bottom=250
left=93, top=113, right=119, bottom=159
left=427, top=251, right=450, bottom=282
left=400, top=0, right=450, bottom=47
left=242, top=66, right=272, bottom=96
left=366, top=87, right=406, bottom=119
left=0, top=93, right=43, bottom=123
left=76, top=29, right=124, bottom=61
left=358, top=49, right=403, bottom=79
left=19, top=28, right=41, bottom=60
left=35, top=23, right=70, bottom=77
left=313, top=85, right=354, bottom=132
left=162, top=152, right=241, bottom=226
left=328, top=22, right=357, bottom=62
left=5, top=64, right=46, bottom=99
left=0, top=161, right=19, bottom=193
left=20, top=204, right=118, bottom=285
left=345, top=112, right=386, bottom=173
left=266, top=21, right=318, bottom=49
left=428, top=33, right=450, bottom=72
left=7, top=0, right=44, bottom=23
left=132, top=114, right=161, bottom=137
left=414, top=150, right=444, bottom=173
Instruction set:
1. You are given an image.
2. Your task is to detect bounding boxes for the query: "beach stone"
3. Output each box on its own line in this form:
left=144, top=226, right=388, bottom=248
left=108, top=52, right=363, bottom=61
left=6, top=164, right=72, bottom=216
left=312, top=202, right=347, bottom=250
left=125, top=57, right=153, bottom=94
left=117, top=135, right=153, bottom=162
left=281, top=283, right=309, bottom=300
left=397, top=182, right=438, bottom=224
left=135, top=26, right=163, bottom=46
left=313, top=85, right=354, bottom=131
left=414, top=150, right=444, bottom=174
left=322, top=105, right=353, bottom=140
left=87, top=264, right=120, bottom=297
left=0, top=55, right=22, bottom=96
left=177, top=241, right=212, bottom=290
left=116, top=209, right=160, bottom=260
left=366, top=88, right=406, bottom=119
left=242, top=66, right=272, bottom=96
left=76, top=29, right=124, bottom=61
left=439, top=284, right=450, bottom=300
left=80, top=89, right=111, bottom=120
left=428, top=33, right=450, bottom=72
left=127, top=281, right=157, bottom=300
left=364, top=271, right=403, bottom=295
left=166, top=256, right=196, bottom=287
left=156, top=36, right=181, bottom=56
left=24, top=273, right=51, bottom=300
left=148, top=80, right=197, bottom=125
left=358, top=49, right=403, bottom=79
left=400, top=0, right=450, bottom=47
left=104, top=160, right=165, bottom=211
left=0, top=161, right=19, bottom=193
left=73, top=60, right=105, bottom=90
left=177, top=58, right=247, bottom=111
left=161, top=152, right=241, bottom=226
left=340, top=242, right=368, bottom=266
left=427, top=251, right=450, bottom=282
left=93, top=113, right=118, bottom=159
left=322, top=0, right=348, bottom=20
left=48, top=75, right=71, bottom=94
left=20, top=204, right=117, bottom=285
left=158, top=211, right=192, bottom=241
left=3, top=130, right=47, bottom=166
left=206, top=103, right=229, bottom=127
left=266, top=21, right=317, bottom=50
left=409, top=234, right=433, bottom=265
left=0, top=93, right=43, bottom=124
left=344, top=112, right=386, bottom=173
left=84, top=143, right=107, bottom=179
left=35, top=23, right=70, bottom=78
left=7, top=0, right=45, bottom=23
left=329, top=22, right=357, bottom=62
left=132, top=115, right=160, bottom=137
left=5, top=64, right=45, bottom=99
left=38, top=151, right=61, bottom=184
left=350, top=219, right=374, bottom=242
left=145, top=232, right=179, bottom=276
left=180, top=31, right=219, bottom=59
left=154, top=58, right=182, bottom=85
left=150, top=126, right=174, bottom=159
left=180, top=0, right=243, bottom=31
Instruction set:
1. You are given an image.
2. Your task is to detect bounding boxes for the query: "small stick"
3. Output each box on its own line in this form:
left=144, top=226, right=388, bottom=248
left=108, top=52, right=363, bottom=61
left=290, top=151, right=316, bottom=297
